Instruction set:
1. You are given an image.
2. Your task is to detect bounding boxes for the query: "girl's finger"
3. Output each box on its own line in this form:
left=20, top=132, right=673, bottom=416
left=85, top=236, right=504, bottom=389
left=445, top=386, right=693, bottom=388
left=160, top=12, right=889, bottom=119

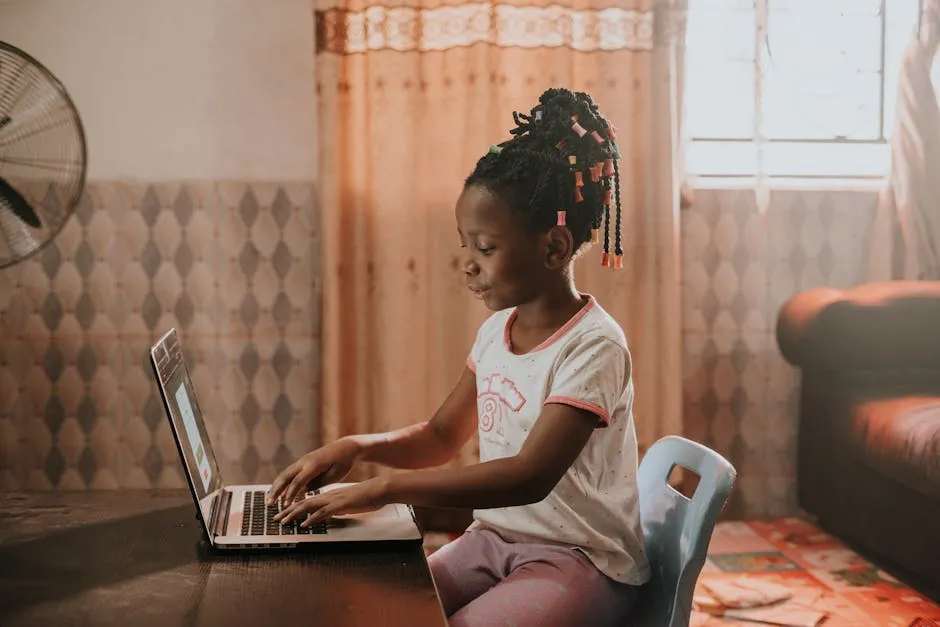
left=282, top=478, right=304, bottom=506
left=272, top=504, right=292, bottom=522
left=266, top=463, right=299, bottom=505
left=304, top=505, right=333, bottom=526
left=286, top=496, right=326, bottom=525
left=275, top=501, right=304, bottom=523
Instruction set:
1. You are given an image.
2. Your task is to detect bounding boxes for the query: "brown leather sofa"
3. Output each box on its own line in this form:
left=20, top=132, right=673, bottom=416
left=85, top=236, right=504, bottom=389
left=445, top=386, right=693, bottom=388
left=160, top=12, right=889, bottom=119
left=776, top=281, right=940, bottom=597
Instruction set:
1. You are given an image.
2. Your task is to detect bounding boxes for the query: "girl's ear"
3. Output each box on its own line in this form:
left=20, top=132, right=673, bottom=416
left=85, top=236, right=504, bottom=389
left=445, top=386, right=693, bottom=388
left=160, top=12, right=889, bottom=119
left=544, top=226, right=575, bottom=270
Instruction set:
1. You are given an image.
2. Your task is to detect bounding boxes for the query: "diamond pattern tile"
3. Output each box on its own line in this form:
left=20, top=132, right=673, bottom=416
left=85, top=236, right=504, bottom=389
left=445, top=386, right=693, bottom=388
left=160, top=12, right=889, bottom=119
left=0, top=181, right=319, bottom=489
left=681, top=188, right=879, bottom=518
left=1, top=180, right=876, bottom=516
left=241, top=443, right=261, bottom=480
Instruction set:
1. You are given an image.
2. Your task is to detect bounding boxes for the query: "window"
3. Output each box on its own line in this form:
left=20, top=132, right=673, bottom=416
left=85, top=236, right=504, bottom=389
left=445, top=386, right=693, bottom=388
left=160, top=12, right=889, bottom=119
left=684, top=0, right=922, bottom=183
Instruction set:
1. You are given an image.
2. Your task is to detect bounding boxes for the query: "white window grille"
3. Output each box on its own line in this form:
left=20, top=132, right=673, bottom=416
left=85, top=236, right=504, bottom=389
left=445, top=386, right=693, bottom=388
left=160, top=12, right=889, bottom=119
left=685, top=0, right=923, bottom=184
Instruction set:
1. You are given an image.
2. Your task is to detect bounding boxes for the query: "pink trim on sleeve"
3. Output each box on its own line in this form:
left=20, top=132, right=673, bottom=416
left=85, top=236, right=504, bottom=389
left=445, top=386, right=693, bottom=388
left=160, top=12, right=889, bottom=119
left=466, top=355, right=476, bottom=373
left=544, top=396, right=610, bottom=428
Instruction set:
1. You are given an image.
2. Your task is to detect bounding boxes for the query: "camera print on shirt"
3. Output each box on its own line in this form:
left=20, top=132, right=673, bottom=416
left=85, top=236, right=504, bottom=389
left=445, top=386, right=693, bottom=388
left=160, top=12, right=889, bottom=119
left=478, top=372, right=526, bottom=448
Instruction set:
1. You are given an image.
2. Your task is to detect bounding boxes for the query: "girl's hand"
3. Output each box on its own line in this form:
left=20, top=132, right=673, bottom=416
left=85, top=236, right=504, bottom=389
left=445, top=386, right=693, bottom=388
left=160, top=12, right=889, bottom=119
left=267, top=438, right=361, bottom=506
left=273, top=477, right=390, bottom=526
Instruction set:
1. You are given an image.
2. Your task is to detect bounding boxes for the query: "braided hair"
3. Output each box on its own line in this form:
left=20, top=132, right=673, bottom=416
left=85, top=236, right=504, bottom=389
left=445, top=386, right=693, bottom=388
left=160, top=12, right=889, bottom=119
left=465, top=88, right=624, bottom=268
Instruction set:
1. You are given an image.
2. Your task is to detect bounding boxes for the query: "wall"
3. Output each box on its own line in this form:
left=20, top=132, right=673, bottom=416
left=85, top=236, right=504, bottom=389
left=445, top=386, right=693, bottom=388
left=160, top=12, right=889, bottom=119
left=0, top=0, right=321, bottom=490
left=0, top=0, right=884, bottom=520
left=0, top=0, right=317, bottom=180
left=681, top=187, right=879, bottom=518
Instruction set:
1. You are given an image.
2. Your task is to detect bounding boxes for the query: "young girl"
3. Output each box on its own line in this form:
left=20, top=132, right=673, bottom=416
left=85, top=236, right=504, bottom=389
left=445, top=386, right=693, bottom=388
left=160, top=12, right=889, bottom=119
left=270, top=87, right=649, bottom=626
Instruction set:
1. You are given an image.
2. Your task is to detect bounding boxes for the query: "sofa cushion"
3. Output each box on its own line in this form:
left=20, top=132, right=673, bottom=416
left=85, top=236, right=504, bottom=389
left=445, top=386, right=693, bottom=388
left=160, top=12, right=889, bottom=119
left=850, top=397, right=940, bottom=500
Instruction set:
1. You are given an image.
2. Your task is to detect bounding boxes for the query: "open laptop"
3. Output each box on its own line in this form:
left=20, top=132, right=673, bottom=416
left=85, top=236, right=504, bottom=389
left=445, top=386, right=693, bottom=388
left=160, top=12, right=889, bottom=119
left=149, top=328, right=423, bottom=550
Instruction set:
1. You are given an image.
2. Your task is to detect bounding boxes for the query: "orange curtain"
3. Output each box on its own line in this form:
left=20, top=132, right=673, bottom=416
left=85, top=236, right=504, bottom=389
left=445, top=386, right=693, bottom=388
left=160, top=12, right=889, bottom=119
left=315, top=0, right=687, bottom=478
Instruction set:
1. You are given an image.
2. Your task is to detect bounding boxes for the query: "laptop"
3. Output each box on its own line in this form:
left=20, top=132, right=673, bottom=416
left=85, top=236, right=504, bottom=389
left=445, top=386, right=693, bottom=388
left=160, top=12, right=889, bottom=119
left=149, top=328, right=423, bottom=549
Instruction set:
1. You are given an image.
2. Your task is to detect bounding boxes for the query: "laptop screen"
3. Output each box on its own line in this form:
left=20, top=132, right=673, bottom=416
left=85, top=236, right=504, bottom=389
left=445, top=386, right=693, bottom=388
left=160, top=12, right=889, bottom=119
left=150, top=329, right=224, bottom=527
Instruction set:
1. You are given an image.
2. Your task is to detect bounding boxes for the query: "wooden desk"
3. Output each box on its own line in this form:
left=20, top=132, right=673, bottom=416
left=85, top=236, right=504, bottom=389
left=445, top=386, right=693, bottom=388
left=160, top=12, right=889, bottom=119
left=0, top=490, right=447, bottom=627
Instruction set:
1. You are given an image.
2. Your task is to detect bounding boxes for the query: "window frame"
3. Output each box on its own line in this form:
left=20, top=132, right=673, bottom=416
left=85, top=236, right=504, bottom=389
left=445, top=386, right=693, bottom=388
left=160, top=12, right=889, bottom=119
left=684, top=0, right=923, bottom=185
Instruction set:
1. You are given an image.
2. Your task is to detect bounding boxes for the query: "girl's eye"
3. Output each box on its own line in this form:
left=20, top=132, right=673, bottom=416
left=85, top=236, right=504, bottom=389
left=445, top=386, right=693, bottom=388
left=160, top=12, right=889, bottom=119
left=477, top=245, right=494, bottom=255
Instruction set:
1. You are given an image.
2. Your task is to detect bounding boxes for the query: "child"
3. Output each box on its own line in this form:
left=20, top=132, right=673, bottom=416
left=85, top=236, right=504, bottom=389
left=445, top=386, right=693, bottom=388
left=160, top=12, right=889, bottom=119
left=269, top=87, right=650, bottom=626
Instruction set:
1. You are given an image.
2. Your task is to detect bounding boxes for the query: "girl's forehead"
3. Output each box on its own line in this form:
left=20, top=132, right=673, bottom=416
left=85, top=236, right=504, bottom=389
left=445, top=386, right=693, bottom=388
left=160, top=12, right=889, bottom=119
left=456, top=185, right=522, bottom=235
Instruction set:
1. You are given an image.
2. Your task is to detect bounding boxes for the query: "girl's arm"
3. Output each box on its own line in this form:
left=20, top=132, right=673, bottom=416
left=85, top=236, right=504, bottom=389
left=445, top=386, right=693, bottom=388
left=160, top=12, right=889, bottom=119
left=348, top=366, right=478, bottom=469
left=275, top=402, right=597, bottom=523
left=383, top=402, right=597, bottom=509
left=269, top=367, right=478, bottom=505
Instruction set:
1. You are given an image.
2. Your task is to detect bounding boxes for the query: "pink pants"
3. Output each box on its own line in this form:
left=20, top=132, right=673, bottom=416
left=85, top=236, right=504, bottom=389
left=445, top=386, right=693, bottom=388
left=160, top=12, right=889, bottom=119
left=428, top=528, right=639, bottom=627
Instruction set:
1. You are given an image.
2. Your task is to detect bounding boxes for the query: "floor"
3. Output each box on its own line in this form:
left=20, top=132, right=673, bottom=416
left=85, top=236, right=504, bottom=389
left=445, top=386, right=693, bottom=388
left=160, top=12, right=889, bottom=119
left=693, top=518, right=939, bottom=626
left=423, top=517, right=940, bottom=626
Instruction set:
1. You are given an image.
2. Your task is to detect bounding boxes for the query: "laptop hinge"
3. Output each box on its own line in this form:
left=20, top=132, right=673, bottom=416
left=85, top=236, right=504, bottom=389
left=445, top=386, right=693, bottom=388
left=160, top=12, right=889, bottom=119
left=208, top=489, right=232, bottom=538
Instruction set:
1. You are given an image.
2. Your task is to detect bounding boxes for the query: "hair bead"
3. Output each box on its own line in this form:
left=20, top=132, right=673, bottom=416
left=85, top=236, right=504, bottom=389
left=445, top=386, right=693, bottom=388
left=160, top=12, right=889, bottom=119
left=464, top=88, right=623, bottom=269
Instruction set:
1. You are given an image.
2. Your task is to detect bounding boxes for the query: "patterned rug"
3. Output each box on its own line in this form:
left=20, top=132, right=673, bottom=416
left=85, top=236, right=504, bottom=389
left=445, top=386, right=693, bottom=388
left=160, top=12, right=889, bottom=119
left=423, top=518, right=940, bottom=626
left=693, top=518, right=939, bottom=626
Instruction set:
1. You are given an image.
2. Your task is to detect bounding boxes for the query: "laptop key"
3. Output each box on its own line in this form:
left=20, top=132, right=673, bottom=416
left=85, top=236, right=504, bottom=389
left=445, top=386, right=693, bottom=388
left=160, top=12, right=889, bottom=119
left=239, top=490, right=328, bottom=536
left=247, top=491, right=266, bottom=535
left=240, top=492, right=251, bottom=535
left=265, top=504, right=282, bottom=535
left=297, top=519, right=328, bottom=535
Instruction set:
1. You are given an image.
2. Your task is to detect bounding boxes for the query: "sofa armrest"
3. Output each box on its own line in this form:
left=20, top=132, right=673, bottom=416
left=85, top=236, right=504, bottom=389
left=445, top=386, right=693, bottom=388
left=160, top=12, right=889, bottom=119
left=776, top=281, right=940, bottom=370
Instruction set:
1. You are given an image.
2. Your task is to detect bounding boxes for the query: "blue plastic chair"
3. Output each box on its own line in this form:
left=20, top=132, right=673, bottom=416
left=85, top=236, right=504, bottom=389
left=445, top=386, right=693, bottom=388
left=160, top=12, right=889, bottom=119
left=630, top=436, right=737, bottom=627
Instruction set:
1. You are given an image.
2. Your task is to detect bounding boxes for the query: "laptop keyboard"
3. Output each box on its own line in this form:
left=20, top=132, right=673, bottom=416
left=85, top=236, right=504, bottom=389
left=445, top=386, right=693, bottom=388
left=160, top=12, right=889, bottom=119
left=239, top=490, right=328, bottom=536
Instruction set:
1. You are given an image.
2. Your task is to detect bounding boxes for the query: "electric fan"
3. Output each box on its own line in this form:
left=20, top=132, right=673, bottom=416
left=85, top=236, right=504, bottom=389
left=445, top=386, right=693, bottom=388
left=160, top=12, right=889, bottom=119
left=0, top=40, right=87, bottom=269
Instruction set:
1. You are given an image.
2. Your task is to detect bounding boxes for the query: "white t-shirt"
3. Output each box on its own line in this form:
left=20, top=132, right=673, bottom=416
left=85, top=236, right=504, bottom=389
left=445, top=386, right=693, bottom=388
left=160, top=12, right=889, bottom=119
left=466, top=294, right=651, bottom=585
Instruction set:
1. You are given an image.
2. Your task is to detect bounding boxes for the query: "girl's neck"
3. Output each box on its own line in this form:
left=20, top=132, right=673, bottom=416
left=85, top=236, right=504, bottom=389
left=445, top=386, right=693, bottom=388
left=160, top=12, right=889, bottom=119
left=514, top=272, right=585, bottom=332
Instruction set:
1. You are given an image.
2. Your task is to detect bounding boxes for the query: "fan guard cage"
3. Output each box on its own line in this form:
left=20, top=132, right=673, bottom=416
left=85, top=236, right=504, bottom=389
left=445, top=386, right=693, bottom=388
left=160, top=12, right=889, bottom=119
left=0, top=40, right=87, bottom=269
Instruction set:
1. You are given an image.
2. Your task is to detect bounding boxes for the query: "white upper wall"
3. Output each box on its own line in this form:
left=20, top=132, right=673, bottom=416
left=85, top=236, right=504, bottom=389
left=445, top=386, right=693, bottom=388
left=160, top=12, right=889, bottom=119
left=0, top=0, right=317, bottom=180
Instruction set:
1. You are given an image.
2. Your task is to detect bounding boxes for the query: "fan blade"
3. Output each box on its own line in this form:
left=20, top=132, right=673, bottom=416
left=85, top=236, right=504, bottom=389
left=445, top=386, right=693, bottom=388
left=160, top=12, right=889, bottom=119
left=0, top=176, right=42, bottom=228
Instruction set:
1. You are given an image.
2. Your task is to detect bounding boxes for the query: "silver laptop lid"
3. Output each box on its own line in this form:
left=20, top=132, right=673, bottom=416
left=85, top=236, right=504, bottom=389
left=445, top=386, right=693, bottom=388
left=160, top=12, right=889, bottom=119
left=149, top=328, right=225, bottom=530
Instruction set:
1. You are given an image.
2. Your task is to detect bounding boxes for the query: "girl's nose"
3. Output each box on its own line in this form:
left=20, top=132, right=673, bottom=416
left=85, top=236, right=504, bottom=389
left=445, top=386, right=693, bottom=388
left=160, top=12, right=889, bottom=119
left=463, top=256, right=479, bottom=276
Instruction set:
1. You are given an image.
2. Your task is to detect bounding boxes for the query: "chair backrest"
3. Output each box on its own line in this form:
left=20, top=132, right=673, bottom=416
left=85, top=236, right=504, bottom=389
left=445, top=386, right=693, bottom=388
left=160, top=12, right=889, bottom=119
left=630, top=436, right=737, bottom=627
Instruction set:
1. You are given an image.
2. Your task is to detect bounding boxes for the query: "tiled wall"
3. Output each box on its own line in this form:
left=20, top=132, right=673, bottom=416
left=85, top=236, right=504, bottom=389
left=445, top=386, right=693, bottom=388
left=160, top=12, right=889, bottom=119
left=0, top=180, right=879, bottom=521
left=0, top=181, right=320, bottom=490
left=682, top=188, right=878, bottom=518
